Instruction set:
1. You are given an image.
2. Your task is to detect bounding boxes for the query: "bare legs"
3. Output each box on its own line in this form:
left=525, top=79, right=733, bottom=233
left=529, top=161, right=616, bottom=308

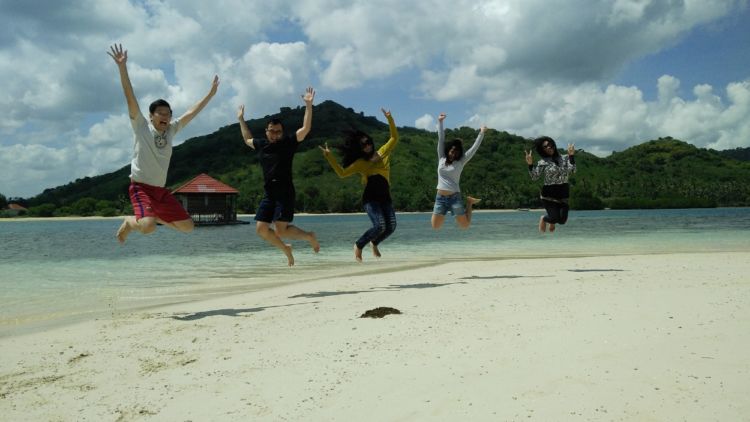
left=353, top=242, right=382, bottom=262
left=116, top=216, right=139, bottom=243
left=256, top=222, right=294, bottom=266
left=161, top=218, right=194, bottom=233
left=370, top=242, right=381, bottom=258
left=539, top=216, right=556, bottom=233
left=432, top=195, right=480, bottom=230
left=431, top=214, right=446, bottom=230
left=274, top=222, right=320, bottom=253
left=354, top=244, right=363, bottom=262
left=116, top=216, right=193, bottom=244
left=455, top=196, right=480, bottom=229
left=256, top=221, right=319, bottom=266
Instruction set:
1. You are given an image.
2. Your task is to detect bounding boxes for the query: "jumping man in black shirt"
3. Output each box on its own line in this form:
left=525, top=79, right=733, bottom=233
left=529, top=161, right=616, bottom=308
left=237, top=87, right=319, bottom=266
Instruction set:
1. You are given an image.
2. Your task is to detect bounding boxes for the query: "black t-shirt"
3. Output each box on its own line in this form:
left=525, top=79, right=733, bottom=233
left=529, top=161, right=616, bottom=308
left=253, top=135, right=299, bottom=187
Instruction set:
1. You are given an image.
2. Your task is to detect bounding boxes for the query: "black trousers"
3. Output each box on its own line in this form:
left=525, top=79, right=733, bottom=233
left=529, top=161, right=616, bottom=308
left=541, top=198, right=569, bottom=224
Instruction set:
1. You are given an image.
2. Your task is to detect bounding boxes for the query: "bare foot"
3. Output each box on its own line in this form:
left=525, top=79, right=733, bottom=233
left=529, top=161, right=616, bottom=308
left=549, top=223, right=556, bottom=233
left=538, top=215, right=547, bottom=233
left=283, top=243, right=295, bottom=266
left=354, top=244, right=363, bottom=262
left=467, top=196, right=481, bottom=205
left=308, top=232, right=320, bottom=253
left=116, top=217, right=133, bottom=244
left=371, top=242, right=381, bottom=258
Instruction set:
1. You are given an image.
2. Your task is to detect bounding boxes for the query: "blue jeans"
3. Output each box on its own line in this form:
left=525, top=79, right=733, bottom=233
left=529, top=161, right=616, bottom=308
left=356, top=201, right=397, bottom=249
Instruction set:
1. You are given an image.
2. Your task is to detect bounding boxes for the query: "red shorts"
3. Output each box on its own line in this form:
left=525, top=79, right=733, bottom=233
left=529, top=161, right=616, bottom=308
left=129, top=182, right=190, bottom=223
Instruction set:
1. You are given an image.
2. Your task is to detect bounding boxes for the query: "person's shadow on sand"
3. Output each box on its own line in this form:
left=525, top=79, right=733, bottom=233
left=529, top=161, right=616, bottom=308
left=288, top=281, right=467, bottom=299
left=171, top=302, right=318, bottom=321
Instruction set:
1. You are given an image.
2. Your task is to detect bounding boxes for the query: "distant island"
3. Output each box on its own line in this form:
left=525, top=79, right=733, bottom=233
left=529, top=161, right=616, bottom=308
left=2, top=100, right=750, bottom=218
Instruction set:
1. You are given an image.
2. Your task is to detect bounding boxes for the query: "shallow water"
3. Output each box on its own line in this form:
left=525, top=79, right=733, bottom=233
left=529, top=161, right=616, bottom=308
left=1, top=208, right=748, bottom=335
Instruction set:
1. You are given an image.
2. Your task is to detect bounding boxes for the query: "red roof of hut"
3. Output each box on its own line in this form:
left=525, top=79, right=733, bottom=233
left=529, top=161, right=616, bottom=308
left=172, top=173, right=239, bottom=194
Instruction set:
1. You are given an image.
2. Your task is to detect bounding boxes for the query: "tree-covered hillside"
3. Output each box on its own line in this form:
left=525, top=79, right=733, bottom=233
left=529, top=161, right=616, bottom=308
left=718, top=147, right=750, bottom=161
left=21, top=101, right=750, bottom=216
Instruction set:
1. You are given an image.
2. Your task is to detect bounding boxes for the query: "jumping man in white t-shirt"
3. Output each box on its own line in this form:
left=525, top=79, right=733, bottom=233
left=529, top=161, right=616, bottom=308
left=108, top=44, right=219, bottom=243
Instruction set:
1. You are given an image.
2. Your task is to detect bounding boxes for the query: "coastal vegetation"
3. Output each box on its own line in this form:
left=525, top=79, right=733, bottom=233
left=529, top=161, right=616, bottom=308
left=7, top=101, right=750, bottom=218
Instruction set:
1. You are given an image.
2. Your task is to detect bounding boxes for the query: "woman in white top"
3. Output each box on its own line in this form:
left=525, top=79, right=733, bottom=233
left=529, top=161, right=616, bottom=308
left=431, top=112, right=487, bottom=230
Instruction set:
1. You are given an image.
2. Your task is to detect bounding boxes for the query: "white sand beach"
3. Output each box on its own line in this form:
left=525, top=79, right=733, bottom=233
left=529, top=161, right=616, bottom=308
left=1, top=252, right=749, bottom=421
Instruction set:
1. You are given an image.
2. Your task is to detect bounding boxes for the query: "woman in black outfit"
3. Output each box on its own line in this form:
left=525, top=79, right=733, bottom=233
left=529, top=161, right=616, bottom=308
left=525, top=136, right=576, bottom=233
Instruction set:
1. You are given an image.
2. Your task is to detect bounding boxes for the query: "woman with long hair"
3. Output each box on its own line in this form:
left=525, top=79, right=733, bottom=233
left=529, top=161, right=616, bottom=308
left=431, top=112, right=486, bottom=230
left=320, top=108, right=398, bottom=262
left=525, top=136, right=576, bottom=233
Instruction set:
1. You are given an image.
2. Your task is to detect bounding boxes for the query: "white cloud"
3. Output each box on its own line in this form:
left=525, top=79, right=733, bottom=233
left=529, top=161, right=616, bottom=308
left=471, top=76, right=750, bottom=154
left=0, top=0, right=314, bottom=196
left=657, top=75, right=681, bottom=103
left=0, top=114, right=133, bottom=198
left=1, top=0, right=748, bottom=197
left=466, top=114, right=484, bottom=128
left=608, top=0, right=650, bottom=25
left=221, top=41, right=314, bottom=127
left=0, top=144, right=77, bottom=198
left=414, top=114, right=435, bottom=131
left=320, top=46, right=360, bottom=90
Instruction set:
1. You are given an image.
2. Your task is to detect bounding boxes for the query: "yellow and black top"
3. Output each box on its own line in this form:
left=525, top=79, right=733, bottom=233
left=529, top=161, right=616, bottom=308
left=323, top=114, right=399, bottom=203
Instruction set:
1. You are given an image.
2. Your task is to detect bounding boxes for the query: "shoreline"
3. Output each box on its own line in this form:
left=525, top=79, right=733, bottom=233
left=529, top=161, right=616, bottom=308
left=4, top=206, right=748, bottom=222
left=0, top=215, right=124, bottom=222
left=2, top=251, right=748, bottom=420
left=0, top=208, right=539, bottom=222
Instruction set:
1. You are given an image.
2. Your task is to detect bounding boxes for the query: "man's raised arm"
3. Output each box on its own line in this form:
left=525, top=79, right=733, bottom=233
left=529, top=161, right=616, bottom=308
left=178, top=75, right=220, bottom=128
left=296, top=86, right=315, bottom=142
left=107, top=44, right=140, bottom=120
left=237, top=104, right=255, bottom=149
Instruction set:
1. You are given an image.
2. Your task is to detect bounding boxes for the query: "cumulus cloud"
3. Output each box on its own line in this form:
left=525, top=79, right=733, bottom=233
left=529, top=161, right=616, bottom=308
left=1, top=0, right=748, bottom=197
left=414, top=114, right=435, bottom=131
left=0, top=0, right=312, bottom=196
left=471, top=76, right=750, bottom=154
left=0, top=144, right=77, bottom=198
left=0, top=113, right=133, bottom=197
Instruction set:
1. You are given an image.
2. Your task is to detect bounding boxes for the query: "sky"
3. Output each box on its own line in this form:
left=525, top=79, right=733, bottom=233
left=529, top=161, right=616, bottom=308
left=1, top=0, right=749, bottom=198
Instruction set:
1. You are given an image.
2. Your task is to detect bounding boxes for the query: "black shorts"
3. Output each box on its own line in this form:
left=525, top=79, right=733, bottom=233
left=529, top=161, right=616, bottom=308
left=255, top=184, right=295, bottom=223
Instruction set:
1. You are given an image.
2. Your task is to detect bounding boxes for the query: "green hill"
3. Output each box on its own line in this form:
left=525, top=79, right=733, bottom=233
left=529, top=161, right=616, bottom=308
left=580, top=137, right=750, bottom=208
left=718, top=146, right=750, bottom=161
left=19, top=101, right=750, bottom=216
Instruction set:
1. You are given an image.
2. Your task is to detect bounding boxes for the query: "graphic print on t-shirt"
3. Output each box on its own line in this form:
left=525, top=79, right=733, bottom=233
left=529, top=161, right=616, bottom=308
left=154, top=133, right=167, bottom=149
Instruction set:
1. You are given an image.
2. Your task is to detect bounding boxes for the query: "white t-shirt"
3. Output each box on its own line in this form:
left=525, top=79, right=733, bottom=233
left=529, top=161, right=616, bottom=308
left=129, top=113, right=182, bottom=187
left=435, top=120, right=484, bottom=192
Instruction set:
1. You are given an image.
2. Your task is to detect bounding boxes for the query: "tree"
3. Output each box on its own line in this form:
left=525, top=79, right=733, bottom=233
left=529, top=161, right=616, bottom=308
left=71, top=197, right=98, bottom=216
left=28, top=203, right=56, bottom=217
left=571, top=190, right=605, bottom=210
left=16, top=102, right=750, bottom=212
left=0, top=193, right=7, bottom=209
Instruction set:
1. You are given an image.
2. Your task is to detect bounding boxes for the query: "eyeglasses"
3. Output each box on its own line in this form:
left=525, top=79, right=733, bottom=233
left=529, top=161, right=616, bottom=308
left=152, top=110, right=172, bottom=117
left=542, top=143, right=554, bottom=149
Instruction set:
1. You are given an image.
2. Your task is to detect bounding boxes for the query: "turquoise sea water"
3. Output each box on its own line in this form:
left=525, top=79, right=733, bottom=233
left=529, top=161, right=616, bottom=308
left=1, top=208, right=749, bottom=335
